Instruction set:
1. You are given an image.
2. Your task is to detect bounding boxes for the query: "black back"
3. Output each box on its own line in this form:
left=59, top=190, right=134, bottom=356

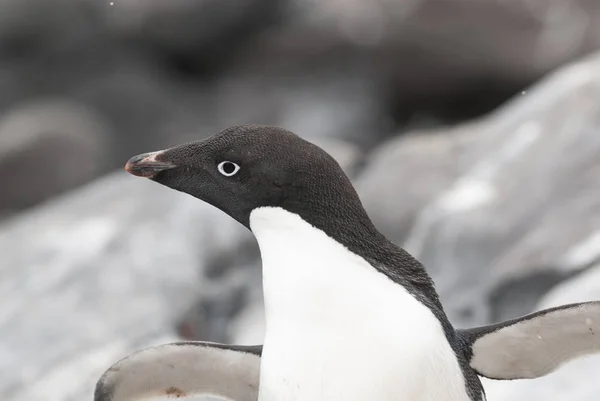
left=134, top=124, right=484, bottom=400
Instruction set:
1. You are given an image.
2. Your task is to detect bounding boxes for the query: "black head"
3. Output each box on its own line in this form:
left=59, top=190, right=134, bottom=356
left=125, top=125, right=366, bottom=229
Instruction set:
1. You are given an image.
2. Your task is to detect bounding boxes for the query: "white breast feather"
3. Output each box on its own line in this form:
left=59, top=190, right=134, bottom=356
left=250, top=207, right=472, bottom=401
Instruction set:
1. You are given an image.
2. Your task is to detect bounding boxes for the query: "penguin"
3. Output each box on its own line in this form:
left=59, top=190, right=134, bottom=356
left=96, top=125, right=600, bottom=401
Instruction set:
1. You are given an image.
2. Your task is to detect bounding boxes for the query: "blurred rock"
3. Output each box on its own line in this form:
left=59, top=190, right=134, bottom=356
left=537, top=260, right=600, bottom=308
left=1, top=0, right=599, bottom=215
left=482, top=261, right=600, bottom=401
left=230, top=282, right=266, bottom=345
left=357, top=51, right=600, bottom=328
left=69, top=57, right=208, bottom=157
left=239, top=0, right=600, bottom=124
left=72, top=63, right=372, bottom=162
left=356, top=125, right=481, bottom=244
left=0, top=99, right=110, bottom=214
left=176, top=266, right=253, bottom=342
left=206, top=69, right=391, bottom=146
left=104, top=0, right=282, bottom=73
left=0, top=172, right=252, bottom=401
left=0, top=0, right=97, bottom=56
left=291, top=0, right=600, bottom=70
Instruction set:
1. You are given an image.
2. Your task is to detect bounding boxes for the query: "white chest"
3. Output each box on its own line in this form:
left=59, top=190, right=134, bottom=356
left=250, top=207, right=472, bottom=401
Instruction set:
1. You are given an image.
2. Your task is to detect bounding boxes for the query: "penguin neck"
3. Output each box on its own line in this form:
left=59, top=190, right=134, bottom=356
left=249, top=206, right=445, bottom=325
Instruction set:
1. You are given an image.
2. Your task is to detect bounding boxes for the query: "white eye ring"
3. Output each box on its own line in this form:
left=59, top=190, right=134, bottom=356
left=217, top=161, right=240, bottom=177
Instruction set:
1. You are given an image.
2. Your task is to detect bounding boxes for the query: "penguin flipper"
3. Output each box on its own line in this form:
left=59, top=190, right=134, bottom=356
left=459, top=301, right=600, bottom=380
left=94, top=341, right=262, bottom=401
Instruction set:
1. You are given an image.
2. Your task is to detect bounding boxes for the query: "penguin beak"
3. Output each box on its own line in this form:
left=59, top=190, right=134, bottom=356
left=125, top=151, right=176, bottom=178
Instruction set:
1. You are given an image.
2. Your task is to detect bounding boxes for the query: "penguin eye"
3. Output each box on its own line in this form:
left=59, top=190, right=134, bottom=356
left=217, top=161, right=240, bottom=177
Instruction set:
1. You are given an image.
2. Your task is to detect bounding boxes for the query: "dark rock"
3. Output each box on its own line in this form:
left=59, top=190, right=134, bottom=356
left=239, top=0, right=600, bottom=125
left=176, top=271, right=251, bottom=342
left=68, top=57, right=205, bottom=156
left=0, top=0, right=99, bottom=56
left=205, top=69, right=391, bottom=146
left=486, top=267, right=580, bottom=323
left=0, top=99, right=110, bottom=213
left=104, top=0, right=283, bottom=74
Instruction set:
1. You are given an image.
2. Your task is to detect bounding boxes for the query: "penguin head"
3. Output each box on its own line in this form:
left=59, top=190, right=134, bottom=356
left=125, top=125, right=361, bottom=228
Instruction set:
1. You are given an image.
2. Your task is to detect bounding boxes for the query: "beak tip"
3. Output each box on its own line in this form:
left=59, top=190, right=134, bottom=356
left=124, top=159, right=140, bottom=176
left=125, top=151, right=175, bottom=178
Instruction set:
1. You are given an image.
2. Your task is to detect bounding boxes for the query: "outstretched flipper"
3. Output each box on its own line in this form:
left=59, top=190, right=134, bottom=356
left=95, top=341, right=262, bottom=401
left=460, top=301, right=600, bottom=380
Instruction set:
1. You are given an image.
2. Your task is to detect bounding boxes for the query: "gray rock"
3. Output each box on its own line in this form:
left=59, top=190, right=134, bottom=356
left=0, top=99, right=110, bottom=214
left=482, top=262, right=600, bottom=401
left=285, top=0, right=600, bottom=118
left=356, top=125, right=481, bottom=244
left=70, top=57, right=373, bottom=171
left=537, top=262, right=600, bottom=308
left=0, top=172, right=250, bottom=401
left=0, top=0, right=97, bottom=55
left=357, top=51, right=600, bottom=328
left=206, top=69, right=391, bottom=146
left=104, top=0, right=281, bottom=68
left=69, top=57, right=208, bottom=157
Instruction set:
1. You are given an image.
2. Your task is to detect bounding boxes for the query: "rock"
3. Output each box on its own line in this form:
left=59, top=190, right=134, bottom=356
left=278, top=0, right=600, bottom=123
left=68, top=54, right=372, bottom=170
left=175, top=265, right=254, bottom=342
left=207, top=69, right=391, bottom=146
left=0, top=172, right=251, bottom=401
left=230, top=284, right=266, bottom=345
left=0, top=53, right=228, bottom=212
left=0, top=99, right=110, bottom=214
left=357, top=51, right=600, bottom=328
left=355, top=125, right=481, bottom=244
left=482, top=261, right=600, bottom=401
left=0, top=0, right=97, bottom=55
left=537, top=261, right=600, bottom=308
left=69, top=57, right=204, bottom=157
left=104, top=0, right=282, bottom=72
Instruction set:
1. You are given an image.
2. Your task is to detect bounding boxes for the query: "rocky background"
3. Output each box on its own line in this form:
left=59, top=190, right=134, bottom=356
left=1, top=1, right=600, bottom=400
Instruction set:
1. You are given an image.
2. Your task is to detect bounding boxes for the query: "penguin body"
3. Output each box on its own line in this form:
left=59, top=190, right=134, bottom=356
left=252, top=207, right=474, bottom=401
left=95, top=125, right=600, bottom=401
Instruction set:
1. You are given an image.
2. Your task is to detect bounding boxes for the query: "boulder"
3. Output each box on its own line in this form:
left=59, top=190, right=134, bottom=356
left=0, top=99, right=110, bottom=214
left=273, top=0, right=600, bottom=122
left=0, top=0, right=97, bottom=55
left=203, top=69, right=391, bottom=146
left=103, top=0, right=282, bottom=71
left=357, top=51, right=600, bottom=327
left=0, top=172, right=252, bottom=401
